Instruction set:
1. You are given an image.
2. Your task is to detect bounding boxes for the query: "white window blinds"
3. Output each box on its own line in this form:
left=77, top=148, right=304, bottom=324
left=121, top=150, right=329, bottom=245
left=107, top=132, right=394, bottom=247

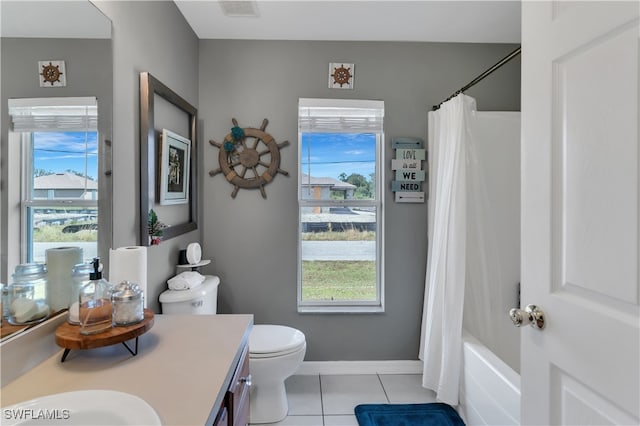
left=298, top=98, right=384, bottom=133
left=8, top=97, right=97, bottom=132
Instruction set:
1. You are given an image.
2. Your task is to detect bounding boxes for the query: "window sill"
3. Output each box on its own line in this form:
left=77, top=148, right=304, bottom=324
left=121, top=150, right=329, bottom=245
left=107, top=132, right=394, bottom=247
left=297, top=305, right=384, bottom=314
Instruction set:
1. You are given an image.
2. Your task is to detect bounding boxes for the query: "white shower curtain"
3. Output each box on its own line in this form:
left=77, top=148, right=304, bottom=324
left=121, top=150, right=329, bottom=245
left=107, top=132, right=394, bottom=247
left=419, top=93, right=476, bottom=406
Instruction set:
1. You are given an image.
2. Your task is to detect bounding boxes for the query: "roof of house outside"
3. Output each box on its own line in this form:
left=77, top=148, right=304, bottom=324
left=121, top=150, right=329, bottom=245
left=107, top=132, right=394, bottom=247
left=34, top=172, right=97, bottom=190
left=300, top=173, right=356, bottom=190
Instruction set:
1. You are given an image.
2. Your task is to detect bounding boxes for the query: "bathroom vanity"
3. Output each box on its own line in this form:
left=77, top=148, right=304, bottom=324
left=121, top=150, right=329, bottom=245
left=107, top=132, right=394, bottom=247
left=1, top=314, right=253, bottom=425
left=214, top=343, right=251, bottom=426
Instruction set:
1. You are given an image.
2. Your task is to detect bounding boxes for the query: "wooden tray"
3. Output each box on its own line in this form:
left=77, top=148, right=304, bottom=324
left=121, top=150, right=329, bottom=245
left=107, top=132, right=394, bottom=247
left=55, top=309, right=154, bottom=352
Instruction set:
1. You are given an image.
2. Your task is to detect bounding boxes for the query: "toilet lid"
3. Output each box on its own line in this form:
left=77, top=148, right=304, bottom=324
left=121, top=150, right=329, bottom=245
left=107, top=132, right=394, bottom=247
left=249, top=325, right=305, bottom=357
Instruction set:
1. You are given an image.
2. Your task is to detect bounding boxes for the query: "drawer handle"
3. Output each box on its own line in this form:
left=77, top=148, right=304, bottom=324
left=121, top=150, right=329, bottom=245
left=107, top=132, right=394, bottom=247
left=238, top=374, right=252, bottom=387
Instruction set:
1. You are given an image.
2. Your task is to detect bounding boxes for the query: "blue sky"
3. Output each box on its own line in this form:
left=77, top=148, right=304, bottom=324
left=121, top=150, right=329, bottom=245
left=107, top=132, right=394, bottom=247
left=300, top=133, right=376, bottom=180
left=33, top=132, right=98, bottom=179
left=31, top=132, right=373, bottom=183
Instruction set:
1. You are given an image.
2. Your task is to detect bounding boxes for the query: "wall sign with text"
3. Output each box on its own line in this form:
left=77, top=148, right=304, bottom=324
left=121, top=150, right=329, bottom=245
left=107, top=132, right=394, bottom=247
left=391, top=137, right=426, bottom=203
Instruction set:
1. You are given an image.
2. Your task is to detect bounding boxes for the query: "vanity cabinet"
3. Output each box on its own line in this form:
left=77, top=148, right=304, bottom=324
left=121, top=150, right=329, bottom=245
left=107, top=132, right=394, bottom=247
left=214, top=344, right=250, bottom=426
left=1, top=315, right=254, bottom=425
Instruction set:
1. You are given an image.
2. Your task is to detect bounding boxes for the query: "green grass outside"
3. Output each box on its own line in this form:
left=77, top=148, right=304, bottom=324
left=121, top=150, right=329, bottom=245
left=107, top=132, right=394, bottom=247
left=301, top=260, right=376, bottom=301
left=33, top=224, right=97, bottom=242
left=301, top=230, right=375, bottom=241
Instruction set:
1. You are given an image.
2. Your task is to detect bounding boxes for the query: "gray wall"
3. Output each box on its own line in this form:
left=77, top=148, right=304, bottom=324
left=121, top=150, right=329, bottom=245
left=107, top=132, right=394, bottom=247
left=1, top=11, right=521, bottom=361
left=1, top=37, right=112, bottom=283
left=199, top=40, right=520, bottom=360
left=1, top=3, right=521, bottom=362
left=94, top=1, right=200, bottom=312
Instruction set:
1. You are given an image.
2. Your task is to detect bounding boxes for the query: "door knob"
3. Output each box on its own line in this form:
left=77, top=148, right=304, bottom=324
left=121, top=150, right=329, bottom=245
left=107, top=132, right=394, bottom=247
left=509, top=304, right=545, bottom=330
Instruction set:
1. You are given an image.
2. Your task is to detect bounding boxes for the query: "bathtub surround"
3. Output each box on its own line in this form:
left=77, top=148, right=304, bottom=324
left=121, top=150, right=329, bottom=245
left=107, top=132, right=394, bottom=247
left=462, top=111, right=520, bottom=372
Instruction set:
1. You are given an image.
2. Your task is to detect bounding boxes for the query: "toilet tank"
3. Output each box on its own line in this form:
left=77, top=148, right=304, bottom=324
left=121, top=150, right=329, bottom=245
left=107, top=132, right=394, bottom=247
left=159, top=275, right=220, bottom=314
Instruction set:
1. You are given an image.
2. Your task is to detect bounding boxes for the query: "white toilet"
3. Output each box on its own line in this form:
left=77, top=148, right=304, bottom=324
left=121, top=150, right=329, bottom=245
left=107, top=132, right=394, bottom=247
left=159, top=275, right=306, bottom=424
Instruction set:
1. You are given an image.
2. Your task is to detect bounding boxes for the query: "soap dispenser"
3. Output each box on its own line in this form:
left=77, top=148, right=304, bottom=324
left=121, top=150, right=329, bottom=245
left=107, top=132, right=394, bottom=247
left=79, top=257, right=113, bottom=335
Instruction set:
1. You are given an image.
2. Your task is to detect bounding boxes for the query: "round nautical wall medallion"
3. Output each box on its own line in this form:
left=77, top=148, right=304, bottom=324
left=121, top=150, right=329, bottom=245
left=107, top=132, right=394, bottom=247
left=209, top=118, right=289, bottom=199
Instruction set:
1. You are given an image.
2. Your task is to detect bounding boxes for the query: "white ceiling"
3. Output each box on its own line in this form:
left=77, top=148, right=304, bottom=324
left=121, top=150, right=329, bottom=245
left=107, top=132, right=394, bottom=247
left=0, top=1, right=111, bottom=39
left=175, top=1, right=521, bottom=43
left=0, top=1, right=521, bottom=44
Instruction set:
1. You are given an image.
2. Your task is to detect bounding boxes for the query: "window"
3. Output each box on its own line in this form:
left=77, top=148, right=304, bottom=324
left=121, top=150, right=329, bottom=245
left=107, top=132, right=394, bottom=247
left=298, top=98, right=384, bottom=312
left=9, top=98, right=99, bottom=264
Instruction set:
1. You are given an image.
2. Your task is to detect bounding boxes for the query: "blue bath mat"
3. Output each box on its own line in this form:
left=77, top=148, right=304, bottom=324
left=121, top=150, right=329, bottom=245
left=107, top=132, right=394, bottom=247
left=354, top=403, right=465, bottom=426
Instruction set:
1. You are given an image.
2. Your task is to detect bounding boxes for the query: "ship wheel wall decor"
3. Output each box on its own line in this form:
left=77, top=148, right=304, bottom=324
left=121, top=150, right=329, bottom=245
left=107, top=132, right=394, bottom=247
left=209, top=118, right=289, bottom=198
left=328, top=62, right=354, bottom=89
left=38, top=60, right=66, bottom=87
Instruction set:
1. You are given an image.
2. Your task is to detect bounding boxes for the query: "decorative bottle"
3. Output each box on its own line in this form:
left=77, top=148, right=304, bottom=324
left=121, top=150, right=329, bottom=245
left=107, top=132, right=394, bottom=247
left=69, top=262, right=94, bottom=324
left=79, top=257, right=113, bottom=335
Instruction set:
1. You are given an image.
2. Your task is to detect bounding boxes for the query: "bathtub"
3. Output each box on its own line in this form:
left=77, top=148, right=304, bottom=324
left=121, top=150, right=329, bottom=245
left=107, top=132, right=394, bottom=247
left=458, top=332, right=520, bottom=426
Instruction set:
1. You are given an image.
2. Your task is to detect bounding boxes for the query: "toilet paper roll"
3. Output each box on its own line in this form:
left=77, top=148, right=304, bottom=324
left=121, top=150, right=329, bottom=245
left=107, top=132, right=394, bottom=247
left=46, top=246, right=83, bottom=312
left=109, top=246, right=148, bottom=308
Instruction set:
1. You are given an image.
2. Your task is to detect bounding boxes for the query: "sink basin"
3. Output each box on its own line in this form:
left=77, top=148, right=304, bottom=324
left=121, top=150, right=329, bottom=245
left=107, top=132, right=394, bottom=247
left=1, top=390, right=161, bottom=425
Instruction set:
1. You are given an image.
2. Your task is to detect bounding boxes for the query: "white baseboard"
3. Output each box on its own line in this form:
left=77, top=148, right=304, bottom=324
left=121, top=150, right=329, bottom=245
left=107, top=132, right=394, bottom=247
left=296, top=360, right=423, bottom=375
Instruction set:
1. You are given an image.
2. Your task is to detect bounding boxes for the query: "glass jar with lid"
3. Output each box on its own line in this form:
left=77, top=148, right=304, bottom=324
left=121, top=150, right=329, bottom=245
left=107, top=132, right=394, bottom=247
left=112, top=281, right=144, bottom=326
left=8, top=263, right=50, bottom=325
left=69, top=262, right=94, bottom=324
left=1, top=283, right=8, bottom=321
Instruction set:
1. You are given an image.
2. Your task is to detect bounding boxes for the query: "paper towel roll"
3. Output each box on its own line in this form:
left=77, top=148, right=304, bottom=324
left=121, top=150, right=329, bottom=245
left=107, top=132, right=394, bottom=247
left=46, top=246, right=83, bottom=312
left=109, top=246, right=148, bottom=308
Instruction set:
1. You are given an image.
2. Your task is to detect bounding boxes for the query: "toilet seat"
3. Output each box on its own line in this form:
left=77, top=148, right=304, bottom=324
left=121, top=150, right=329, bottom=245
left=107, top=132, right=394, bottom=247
left=249, top=325, right=306, bottom=359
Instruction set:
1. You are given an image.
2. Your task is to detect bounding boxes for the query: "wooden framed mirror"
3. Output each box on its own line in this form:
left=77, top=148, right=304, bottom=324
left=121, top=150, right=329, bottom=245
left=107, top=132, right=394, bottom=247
left=139, top=72, right=197, bottom=246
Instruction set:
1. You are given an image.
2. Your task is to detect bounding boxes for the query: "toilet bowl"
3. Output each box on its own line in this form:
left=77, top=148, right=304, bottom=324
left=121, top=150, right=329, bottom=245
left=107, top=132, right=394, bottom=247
left=158, top=276, right=306, bottom=424
left=249, top=324, right=306, bottom=424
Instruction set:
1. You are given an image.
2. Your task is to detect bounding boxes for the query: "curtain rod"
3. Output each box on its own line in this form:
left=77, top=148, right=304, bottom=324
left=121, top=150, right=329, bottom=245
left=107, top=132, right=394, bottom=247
left=432, top=46, right=521, bottom=111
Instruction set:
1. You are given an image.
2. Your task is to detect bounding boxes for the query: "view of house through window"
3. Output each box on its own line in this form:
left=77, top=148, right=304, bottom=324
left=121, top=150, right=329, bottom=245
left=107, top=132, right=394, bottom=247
left=26, top=131, right=98, bottom=263
left=298, top=98, right=384, bottom=312
left=9, top=98, right=99, bottom=264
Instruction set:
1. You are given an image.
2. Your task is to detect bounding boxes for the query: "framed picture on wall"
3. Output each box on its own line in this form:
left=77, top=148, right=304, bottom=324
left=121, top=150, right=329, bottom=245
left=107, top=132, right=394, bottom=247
left=159, top=128, right=191, bottom=205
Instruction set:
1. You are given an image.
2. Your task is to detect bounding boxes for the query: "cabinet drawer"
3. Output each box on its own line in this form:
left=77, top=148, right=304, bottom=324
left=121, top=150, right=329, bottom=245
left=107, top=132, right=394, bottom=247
left=227, top=345, right=250, bottom=426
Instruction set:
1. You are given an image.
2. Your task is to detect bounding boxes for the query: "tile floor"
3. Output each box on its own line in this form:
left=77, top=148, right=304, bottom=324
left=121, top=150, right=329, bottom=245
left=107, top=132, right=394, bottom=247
left=253, top=374, right=437, bottom=426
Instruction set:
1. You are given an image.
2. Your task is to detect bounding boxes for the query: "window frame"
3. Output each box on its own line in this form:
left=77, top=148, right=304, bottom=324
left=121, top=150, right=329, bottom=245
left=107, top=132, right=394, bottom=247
left=8, top=96, right=99, bottom=268
left=20, top=131, right=99, bottom=263
left=297, top=98, right=385, bottom=313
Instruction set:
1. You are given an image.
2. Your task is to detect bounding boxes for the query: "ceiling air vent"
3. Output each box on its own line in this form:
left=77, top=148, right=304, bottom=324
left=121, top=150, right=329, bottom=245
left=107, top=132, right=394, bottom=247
left=219, top=1, right=260, bottom=17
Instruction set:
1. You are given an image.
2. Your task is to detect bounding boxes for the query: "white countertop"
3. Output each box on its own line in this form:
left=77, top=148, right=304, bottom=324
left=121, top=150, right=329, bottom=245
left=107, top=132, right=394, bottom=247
left=1, top=314, right=253, bottom=425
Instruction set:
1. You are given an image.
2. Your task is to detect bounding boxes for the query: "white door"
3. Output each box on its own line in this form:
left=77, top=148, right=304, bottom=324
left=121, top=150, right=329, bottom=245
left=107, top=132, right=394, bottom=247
left=521, top=1, right=639, bottom=425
